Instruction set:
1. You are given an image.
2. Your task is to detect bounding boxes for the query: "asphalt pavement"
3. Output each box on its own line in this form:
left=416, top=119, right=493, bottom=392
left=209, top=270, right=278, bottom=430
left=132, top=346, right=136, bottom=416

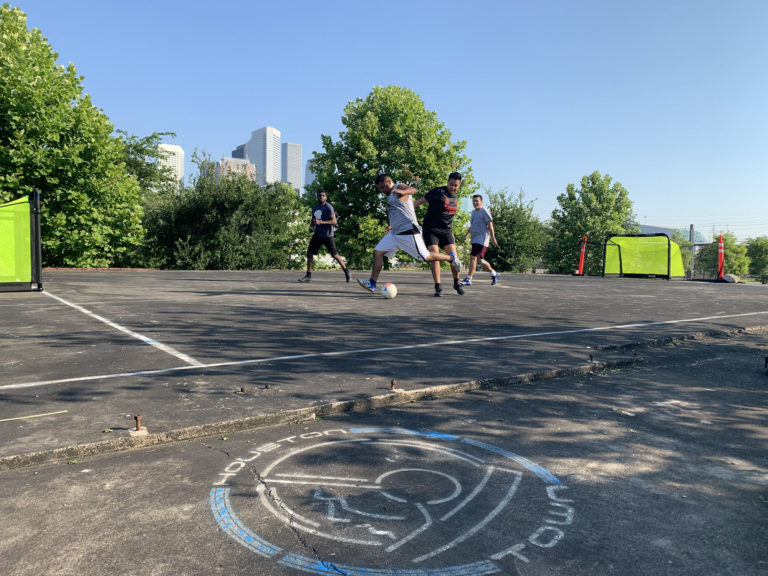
left=0, top=270, right=767, bottom=575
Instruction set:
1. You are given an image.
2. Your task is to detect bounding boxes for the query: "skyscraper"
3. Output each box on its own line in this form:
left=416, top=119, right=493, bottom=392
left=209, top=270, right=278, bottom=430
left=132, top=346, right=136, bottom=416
left=158, top=143, right=184, bottom=181
left=234, top=126, right=281, bottom=186
left=281, top=142, right=302, bottom=195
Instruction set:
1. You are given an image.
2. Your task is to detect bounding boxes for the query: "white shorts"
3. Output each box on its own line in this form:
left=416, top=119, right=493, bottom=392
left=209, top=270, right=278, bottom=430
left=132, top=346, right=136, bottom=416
left=374, top=231, right=430, bottom=261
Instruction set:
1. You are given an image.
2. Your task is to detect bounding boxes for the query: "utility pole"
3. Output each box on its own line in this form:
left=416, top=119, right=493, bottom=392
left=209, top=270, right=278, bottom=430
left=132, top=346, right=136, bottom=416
left=689, top=224, right=695, bottom=279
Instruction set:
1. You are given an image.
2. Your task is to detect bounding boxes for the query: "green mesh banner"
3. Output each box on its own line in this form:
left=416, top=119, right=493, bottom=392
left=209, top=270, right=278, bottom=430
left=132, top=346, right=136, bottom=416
left=604, top=234, right=685, bottom=278
left=0, top=196, right=33, bottom=283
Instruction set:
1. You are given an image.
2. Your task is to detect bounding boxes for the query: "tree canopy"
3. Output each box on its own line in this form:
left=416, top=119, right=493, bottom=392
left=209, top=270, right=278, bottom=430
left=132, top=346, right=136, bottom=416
left=0, top=4, right=144, bottom=266
left=307, top=85, right=475, bottom=268
left=694, top=232, right=749, bottom=278
left=140, top=154, right=304, bottom=270
left=481, top=187, right=546, bottom=273
left=746, top=236, right=768, bottom=284
left=543, top=171, right=636, bottom=274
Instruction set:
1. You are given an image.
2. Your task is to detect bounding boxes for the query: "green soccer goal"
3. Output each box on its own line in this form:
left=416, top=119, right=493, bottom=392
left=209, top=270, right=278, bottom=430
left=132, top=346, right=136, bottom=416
left=602, top=233, right=685, bottom=279
left=0, top=191, right=43, bottom=292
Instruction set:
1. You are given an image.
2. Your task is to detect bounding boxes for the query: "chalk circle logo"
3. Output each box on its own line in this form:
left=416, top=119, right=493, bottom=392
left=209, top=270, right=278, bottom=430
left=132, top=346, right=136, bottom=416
left=210, top=427, right=574, bottom=575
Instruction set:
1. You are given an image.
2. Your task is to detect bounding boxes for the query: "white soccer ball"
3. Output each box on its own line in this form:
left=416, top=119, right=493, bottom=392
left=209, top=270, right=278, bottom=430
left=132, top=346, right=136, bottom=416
left=381, top=283, right=398, bottom=299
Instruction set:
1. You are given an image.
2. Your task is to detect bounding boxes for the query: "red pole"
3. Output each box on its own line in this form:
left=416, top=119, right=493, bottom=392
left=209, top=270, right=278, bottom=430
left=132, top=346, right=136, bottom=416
left=717, top=234, right=724, bottom=280
left=577, top=236, right=587, bottom=275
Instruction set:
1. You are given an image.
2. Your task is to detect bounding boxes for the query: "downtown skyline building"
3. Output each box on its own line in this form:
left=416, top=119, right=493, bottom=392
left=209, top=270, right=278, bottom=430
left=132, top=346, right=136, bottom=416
left=232, top=126, right=303, bottom=194
left=232, top=126, right=281, bottom=186
left=281, top=142, right=302, bottom=194
left=215, top=157, right=258, bottom=182
left=158, top=143, right=184, bottom=181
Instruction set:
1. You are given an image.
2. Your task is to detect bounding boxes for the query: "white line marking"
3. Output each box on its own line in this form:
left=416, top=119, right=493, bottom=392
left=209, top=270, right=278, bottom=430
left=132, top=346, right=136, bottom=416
left=43, top=291, right=203, bottom=367
left=274, top=473, right=370, bottom=483
left=413, top=471, right=523, bottom=563
left=3, top=310, right=768, bottom=391
left=0, top=410, right=68, bottom=423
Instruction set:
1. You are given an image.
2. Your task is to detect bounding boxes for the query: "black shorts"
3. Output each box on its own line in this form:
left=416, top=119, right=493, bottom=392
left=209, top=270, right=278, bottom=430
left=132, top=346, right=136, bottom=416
left=423, top=228, right=455, bottom=250
left=307, top=235, right=338, bottom=256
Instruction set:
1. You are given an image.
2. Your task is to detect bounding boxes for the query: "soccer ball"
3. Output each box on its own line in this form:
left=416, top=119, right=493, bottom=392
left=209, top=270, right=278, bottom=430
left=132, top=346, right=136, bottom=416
left=381, top=283, right=398, bottom=299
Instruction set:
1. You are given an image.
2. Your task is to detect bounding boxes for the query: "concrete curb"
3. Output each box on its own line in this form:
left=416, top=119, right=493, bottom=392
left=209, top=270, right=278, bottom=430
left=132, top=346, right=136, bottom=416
left=2, top=325, right=765, bottom=472
left=0, top=358, right=642, bottom=472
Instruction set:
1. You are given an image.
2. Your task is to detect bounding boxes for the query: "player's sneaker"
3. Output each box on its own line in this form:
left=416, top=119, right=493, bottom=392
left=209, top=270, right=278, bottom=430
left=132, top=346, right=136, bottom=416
left=297, top=275, right=311, bottom=283
left=356, top=277, right=376, bottom=293
left=449, top=252, right=461, bottom=274
left=344, top=269, right=351, bottom=283
left=434, top=285, right=442, bottom=297
left=454, top=282, right=465, bottom=295
left=460, top=276, right=472, bottom=286
left=491, top=273, right=500, bottom=286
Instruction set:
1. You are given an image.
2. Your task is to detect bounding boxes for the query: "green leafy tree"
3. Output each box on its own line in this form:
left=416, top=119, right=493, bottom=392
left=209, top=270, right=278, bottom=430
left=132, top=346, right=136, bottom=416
left=746, top=236, right=768, bottom=283
left=117, top=130, right=179, bottom=194
left=142, top=153, right=303, bottom=270
left=479, top=187, right=546, bottom=273
left=307, top=85, right=475, bottom=268
left=693, top=232, right=749, bottom=278
left=0, top=4, right=144, bottom=266
left=543, top=171, right=636, bottom=275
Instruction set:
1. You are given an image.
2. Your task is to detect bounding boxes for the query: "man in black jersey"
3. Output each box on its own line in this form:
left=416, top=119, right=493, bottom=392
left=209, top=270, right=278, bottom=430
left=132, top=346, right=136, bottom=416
left=414, top=172, right=464, bottom=297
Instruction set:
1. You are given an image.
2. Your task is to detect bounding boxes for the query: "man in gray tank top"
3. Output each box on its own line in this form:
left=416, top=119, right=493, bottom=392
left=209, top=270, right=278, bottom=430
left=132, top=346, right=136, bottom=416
left=357, top=174, right=460, bottom=294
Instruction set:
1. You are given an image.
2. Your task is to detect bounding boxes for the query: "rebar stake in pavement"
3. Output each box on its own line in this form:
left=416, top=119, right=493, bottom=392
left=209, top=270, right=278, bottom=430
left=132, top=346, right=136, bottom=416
left=391, top=379, right=397, bottom=391
left=134, top=414, right=141, bottom=431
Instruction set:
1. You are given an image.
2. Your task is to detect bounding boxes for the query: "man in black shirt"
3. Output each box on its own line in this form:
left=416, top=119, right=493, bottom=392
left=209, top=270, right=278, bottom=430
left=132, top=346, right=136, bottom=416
left=414, top=172, right=464, bottom=297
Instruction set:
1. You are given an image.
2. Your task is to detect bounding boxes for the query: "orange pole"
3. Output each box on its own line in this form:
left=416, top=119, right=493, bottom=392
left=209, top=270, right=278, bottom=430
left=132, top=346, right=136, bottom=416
left=577, top=236, right=587, bottom=275
left=717, top=234, right=724, bottom=280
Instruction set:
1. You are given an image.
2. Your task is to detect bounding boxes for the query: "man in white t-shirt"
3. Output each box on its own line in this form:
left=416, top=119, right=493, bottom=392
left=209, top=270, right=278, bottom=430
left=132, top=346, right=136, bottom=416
left=461, top=194, right=500, bottom=286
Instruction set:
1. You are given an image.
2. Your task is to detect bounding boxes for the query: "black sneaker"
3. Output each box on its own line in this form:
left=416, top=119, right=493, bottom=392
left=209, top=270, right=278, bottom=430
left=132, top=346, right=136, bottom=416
left=344, top=269, right=351, bottom=283
left=434, top=285, right=442, bottom=297
left=454, top=282, right=465, bottom=295
left=297, top=276, right=311, bottom=283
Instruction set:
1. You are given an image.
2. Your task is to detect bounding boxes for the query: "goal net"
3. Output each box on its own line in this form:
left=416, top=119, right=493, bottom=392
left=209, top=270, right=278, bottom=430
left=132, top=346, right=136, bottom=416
left=0, top=191, right=42, bottom=292
left=602, top=233, right=685, bottom=279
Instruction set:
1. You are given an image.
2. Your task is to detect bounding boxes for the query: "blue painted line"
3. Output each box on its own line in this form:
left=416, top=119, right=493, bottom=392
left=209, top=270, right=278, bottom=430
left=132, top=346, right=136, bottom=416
left=209, top=488, right=281, bottom=557
left=350, top=427, right=459, bottom=440
left=460, top=438, right=560, bottom=484
left=278, top=553, right=500, bottom=575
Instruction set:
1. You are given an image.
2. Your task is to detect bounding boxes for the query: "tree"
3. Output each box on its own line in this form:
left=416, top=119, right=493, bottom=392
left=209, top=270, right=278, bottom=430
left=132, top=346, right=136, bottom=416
left=117, top=130, right=179, bottom=195
left=0, top=4, right=144, bottom=266
left=307, top=85, right=475, bottom=268
left=543, top=171, right=636, bottom=275
left=746, top=237, right=768, bottom=284
left=693, top=232, right=749, bottom=278
left=141, top=153, right=303, bottom=270
left=482, top=187, right=546, bottom=273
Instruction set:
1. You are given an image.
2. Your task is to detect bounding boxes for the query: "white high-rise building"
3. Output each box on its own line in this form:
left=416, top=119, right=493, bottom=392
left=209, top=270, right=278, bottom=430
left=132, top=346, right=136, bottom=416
left=234, top=126, right=281, bottom=186
left=158, top=143, right=184, bottom=181
left=281, top=142, right=302, bottom=195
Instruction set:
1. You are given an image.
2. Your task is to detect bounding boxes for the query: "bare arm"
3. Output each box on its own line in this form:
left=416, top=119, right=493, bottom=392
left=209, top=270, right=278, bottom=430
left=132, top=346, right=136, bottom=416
left=393, top=183, right=418, bottom=197
left=488, top=221, right=498, bottom=246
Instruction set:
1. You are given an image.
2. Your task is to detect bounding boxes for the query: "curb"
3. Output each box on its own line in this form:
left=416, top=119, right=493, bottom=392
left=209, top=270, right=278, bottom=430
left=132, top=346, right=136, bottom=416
left=1, top=325, right=765, bottom=472
left=0, top=358, right=641, bottom=472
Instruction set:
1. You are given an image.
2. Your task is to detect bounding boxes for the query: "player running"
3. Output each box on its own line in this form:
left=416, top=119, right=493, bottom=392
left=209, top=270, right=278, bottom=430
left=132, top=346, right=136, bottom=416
left=298, top=190, right=351, bottom=283
left=461, top=193, right=500, bottom=286
left=356, top=174, right=459, bottom=294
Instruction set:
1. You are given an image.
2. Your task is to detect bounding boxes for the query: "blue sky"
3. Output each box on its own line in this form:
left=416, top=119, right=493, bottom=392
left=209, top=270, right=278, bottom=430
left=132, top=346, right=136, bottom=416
left=16, top=0, right=768, bottom=241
